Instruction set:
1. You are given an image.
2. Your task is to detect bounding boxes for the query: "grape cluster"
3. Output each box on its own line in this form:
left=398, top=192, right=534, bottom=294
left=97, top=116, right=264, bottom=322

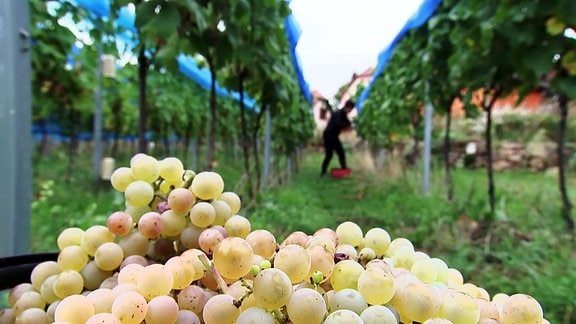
left=0, top=153, right=549, bottom=324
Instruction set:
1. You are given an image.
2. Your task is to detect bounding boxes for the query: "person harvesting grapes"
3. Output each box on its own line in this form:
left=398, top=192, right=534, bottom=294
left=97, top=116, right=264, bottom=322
left=320, top=99, right=355, bottom=177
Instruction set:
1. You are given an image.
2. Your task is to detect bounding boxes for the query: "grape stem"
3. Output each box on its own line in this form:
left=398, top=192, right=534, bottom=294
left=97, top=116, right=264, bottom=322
left=197, top=253, right=229, bottom=294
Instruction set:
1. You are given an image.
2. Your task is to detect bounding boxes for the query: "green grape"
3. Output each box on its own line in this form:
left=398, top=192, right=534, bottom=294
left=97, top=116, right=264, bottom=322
left=54, top=294, right=95, bottom=324
left=110, top=166, right=135, bottom=192
left=145, top=295, right=179, bottom=324
left=124, top=204, right=151, bottom=223
left=167, top=188, right=195, bottom=214
left=357, top=266, right=395, bottom=305
left=213, top=237, right=254, bottom=279
left=245, top=229, right=277, bottom=260
left=211, top=199, right=232, bottom=226
left=165, top=256, right=195, bottom=290
left=501, top=293, right=544, bottom=324
left=189, top=201, right=216, bottom=227
left=179, top=224, right=203, bottom=250
left=202, top=294, right=240, bottom=324
left=56, top=227, right=84, bottom=250
left=252, top=268, right=293, bottom=309
left=111, top=291, right=148, bottom=324
left=330, top=259, right=364, bottom=291
left=53, top=270, right=84, bottom=299
left=328, top=288, right=368, bottom=315
left=81, top=260, right=113, bottom=291
left=161, top=210, right=187, bottom=237
left=335, top=221, right=364, bottom=247
left=219, top=191, right=241, bottom=214
left=12, top=291, right=46, bottom=317
left=159, top=157, right=185, bottom=183
left=137, top=264, right=174, bottom=300
left=94, top=242, right=124, bottom=271
left=363, top=227, right=391, bottom=257
left=130, top=153, right=160, bottom=183
left=360, top=305, right=398, bottom=324
left=86, top=288, right=116, bottom=314
left=80, top=225, right=115, bottom=256
left=236, top=306, right=275, bottom=324
left=124, top=180, right=155, bottom=208
left=430, top=257, right=449, bottom=283
left=274, top=244, right=311, bottom=284
left=190, top=171, right=224, bottom=200
left=30, top=261, right=61, bottom=291
left=324, top=309, right=363, bottom=324
left=224, top=214, right=251, bottom=238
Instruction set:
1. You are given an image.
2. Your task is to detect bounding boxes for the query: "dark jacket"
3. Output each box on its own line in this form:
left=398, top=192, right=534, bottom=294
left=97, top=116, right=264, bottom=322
left=323, top=109, right=351, bottom=140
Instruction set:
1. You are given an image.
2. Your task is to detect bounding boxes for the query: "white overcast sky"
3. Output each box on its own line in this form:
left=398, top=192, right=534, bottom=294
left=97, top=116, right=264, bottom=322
left=290, top=0, right=424, bottom=99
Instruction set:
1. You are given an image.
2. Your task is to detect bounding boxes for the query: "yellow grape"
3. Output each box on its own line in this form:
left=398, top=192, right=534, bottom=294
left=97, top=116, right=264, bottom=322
left=324, top=309, right=363, bottom=324
left=190, top=171, right=224, bottom=200
left=29, top=261, right=61, bottom=292
left=307, top=245, right=335, bottom=283
left=167, top=188, right=195, bottom=214
left=363, top=227, right=391, bottom=257
left=501, top=293, right=544, bottom=324
left=236, top=306, right=275, bottom=324
left=245, top=229, right=277, bottom=260
left=54, top=294, right=95, bottom=324
left=360, top=305, right=398, bottom=324
left=145, top=295, right=179, bottom=324
left=202, top=294, right=240, bottom=324
left=179, top=249, right=209, bottom=281
left=130, top=153, right=160, bottom=183
left=118, top=263, right=144, bottom=284
left=391, top=245, right=417, bottom=270
left=219, top=191, right=242, bottom=214
left=56, top=227, right=84, bottom=250
left=252, top=268, right=293, bottom=309
left=111, top=291, right=148, bottom=324
left=94, top=242, right=124, bottom=271
left=335, top=221, right=364, bottom=247
left=124, top=204, right=151, bottom=223
left=430, top=257, right=449, bottom=283
left=411, top=258, right=439, bottom=284
left=328, top=288, right=368, bottom=315
left=189, top=201, right=216, bottom=227
left=39, top=274, right=60, bottom=304
left=124, top=180, right=155, bottom=207
left=165, top=256, right=195, bottom=290
left=476, top=297, right=500, bottom=322
left=335, top=244, right=358, bottom=260
left=286, top=288, right=326, bottom=324
left=213, top=237, right=254, bottom=279
left=224, top=215, right=251, bottom=238
left=80, top=225, right=115, bottom=256
left=12, top=291, right=46, bottom=317
left=110, top=167, right=135, bottom=192
left=81, top=260, right=114, bottom=291
left=446, top=267, right=464, bottom=289
left=179, top=224, right=203, bottom=250
left=86, top=313, right=122, bottom=324
left=386, top=237, right=414, bottom=257
left=280, top=231, right=309, bottom=248
left=211, top=199, right=232, bottom=226
left=357, top=267, right=395, bottom=305
left=176, top=309, right=201, bottom=324
left=438, top=289, right=481, bottom=324
left=159, top=157, right=185, bottom=183
left=14, top=307, right=50, bottom=324
left=86, top=288, right=116, bottom=314
left=52, top=270, right=84, bottom=299
left=330, top=260, right=365, bottom=291
left=306, top=234, right=336, bottom=254
left=118, top=230, right=149, bottom=257
left=161, top=210, right=187, bottom=237
left=393, top=281, right=440, bottom=323
left=274, top=244, right=311, bottom=283
left=137, top=264, right=174, bottom=300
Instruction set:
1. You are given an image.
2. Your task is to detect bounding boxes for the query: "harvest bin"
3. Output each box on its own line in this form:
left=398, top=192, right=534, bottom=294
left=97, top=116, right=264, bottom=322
left=0, top=252, right=58, bottom=290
